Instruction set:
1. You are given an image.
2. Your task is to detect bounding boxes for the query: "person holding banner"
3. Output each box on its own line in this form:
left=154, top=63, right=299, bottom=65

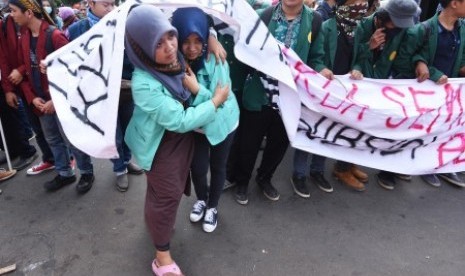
left=172, top=7, right=239, bottom=233
left=350, top=0, right=420, bottom=190
left=124, top=5, right=229, bottom=275
left=394, top=0, right=465, bottom=188
left=223, top=0, right=271, bottom=191
left=305, top=0, right=374, bottom=193
left=233, top=0, right=323, bottom=204
left=67, top=0, right=146, bottom=192
left=9, top=0, right=96, bottom=193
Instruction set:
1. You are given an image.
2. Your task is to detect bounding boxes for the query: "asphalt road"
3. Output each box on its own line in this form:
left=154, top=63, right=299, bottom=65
left=1, top=147, right=465, bottom=276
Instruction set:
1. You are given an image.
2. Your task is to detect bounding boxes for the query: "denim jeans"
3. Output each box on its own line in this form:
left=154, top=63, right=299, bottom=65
left=39, top=114, right=93, bottom=176
left=39, top=114, right=73, bottom=177
left=191, top=131, right=235, bottom=208
left=110, top=100, right=134, bottom=173
left=17, top=99, right=34, bottom=140
left=292, top=149, right=326, bottom=178
left=24, top=103, right=54, bottom=164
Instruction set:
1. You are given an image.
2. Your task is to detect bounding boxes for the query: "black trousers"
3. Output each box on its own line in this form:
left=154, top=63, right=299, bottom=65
left=0, top=92, right=36, bottom=159
left=234, top=106, right=289, bottom=189
left=191, top=131, right=235, bottom=208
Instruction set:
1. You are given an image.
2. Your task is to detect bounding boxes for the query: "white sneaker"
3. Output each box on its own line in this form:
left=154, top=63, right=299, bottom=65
left=189, top=200, right=206, bottom=222
left=202, top=207, right=218, bottom=233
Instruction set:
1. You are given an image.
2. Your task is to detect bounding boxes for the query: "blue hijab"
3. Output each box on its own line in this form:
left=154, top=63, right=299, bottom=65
left=125, top=5, right=190, bottom=102
left=171, top=7, right=209, bottom=74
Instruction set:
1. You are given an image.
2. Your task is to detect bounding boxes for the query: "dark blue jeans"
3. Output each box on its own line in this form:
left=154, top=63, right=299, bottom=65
left=17, top=99, right=34, bottom=140
left=24, top=103, right=54, bottom=164
left=39, top=114, right=93, bottom=176
left=292, top=149, right=326, bottom=178
left=191, top=131, right=235, bottom=208
left=110, top=100, right=134, bottom=173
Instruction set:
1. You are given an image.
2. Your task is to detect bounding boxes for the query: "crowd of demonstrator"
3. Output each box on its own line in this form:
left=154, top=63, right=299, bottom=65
left=1, top=0, right=464, bottom=275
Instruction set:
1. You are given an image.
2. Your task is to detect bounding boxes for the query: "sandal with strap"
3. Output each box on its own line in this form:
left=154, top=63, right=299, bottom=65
left=152, top=259, right=184, bottom=276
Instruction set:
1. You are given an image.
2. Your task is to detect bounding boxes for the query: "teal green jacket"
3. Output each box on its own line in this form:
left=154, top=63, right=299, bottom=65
left=352, top=15, right=406, bottom=78
left=242, top=5, right=322, bottom=111
left=394, top=13, right=465, bottom=81
left=192, top=57, right=240, bottom=145
left=125, top=68, right=217, bottom=170
left=311, top=17, right=338, bottom=72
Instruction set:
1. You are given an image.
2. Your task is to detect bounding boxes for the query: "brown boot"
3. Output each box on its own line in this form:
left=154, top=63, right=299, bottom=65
left=333, top=170, right=365, bottom=191
left=350, top=166, right=368, bottom=182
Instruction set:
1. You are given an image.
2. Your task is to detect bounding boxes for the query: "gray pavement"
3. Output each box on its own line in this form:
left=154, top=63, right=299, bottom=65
left=1, top=148, right=465, bottom=276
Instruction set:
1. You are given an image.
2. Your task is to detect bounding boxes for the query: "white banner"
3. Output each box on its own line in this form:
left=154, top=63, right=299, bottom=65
left=45, top=0, right=465, bottom=173
left=45, top=0, right=290, bottom=158
left=280, top=47, right=465, bottom=174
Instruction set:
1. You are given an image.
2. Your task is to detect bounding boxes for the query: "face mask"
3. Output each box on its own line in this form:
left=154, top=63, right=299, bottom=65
left=44, top=6, right=52, bottom=14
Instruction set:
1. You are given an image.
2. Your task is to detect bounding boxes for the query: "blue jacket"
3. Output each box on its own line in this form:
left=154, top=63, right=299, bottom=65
left=192, top=57, right=239, bottom=145
left=124, top=68, right=217, bottom=170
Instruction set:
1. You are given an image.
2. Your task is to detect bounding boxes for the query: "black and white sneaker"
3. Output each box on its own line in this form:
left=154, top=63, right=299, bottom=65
left=421, top=174, right=441, bottom=188
left=235, top=185, right=249, bottom=205
left=290, top=176, right=310, bottom=198
left=438, top=173, right=465, bottom=188
left=189, top=200, right=206, bottom=222
left=256, top=177, right=280, bottom=201
left=310, top=172, right=333, bottom=193
left=377, top=172, right=396, bottom=190
left=203, top=207, right=218, bottom=233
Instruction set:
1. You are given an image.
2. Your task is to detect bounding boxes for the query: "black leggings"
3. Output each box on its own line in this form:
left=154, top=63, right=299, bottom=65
left=191, top=131, right=235, bottom=208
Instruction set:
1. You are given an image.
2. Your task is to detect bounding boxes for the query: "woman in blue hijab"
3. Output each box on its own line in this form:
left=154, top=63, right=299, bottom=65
left=172, top=7, right=239, bottom=233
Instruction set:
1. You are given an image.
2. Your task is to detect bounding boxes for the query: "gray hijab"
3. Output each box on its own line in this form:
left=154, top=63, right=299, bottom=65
left=125, top=5, right=190, bottom=102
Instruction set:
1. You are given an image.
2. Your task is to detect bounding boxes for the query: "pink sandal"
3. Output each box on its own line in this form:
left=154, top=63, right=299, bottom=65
left=152, top=259, right=184, bottom=276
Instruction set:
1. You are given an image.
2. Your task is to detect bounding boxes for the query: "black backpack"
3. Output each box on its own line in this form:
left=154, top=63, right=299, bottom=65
left=44, top=25, right=56, bottom=55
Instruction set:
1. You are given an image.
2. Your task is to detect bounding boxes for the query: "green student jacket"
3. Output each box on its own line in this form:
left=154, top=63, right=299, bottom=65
left=394, top=13, right=465, bottom=81
left=124, top=68, right=217, bottom=170
left=311, top=17, right=339, bottom=72
left=242, top=5, right=321, bottom=111
left=352, top=15, right=406, bottom=79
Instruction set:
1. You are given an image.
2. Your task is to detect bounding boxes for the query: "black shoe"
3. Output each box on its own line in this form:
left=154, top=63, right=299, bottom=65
left=235, top=185, right=249, bottom=205
left=438, top=173, right=465, bottom=188
left=290, top=175, right=310, bottom=198
left=127, top=162, right=144, bottom=175
left=76, top=173, right=95, bottom=194
left=256, top=177, right=280, bottom=201
left=420, top=174, right=441, bottom=188
left=12, top=153, right=38, bottom=171
left=310, top=172, right=333, bottom=193
left=44, top=175, right=76, bottom=192
left=377, top=172, right=396, bottom=190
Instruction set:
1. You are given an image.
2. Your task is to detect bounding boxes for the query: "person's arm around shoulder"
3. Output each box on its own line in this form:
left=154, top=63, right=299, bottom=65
left=132, top=69, right=228, bottom=133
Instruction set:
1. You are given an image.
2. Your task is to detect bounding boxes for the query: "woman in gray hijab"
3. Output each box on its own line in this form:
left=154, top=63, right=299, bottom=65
left=124, top=5, right=229, bottom=275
